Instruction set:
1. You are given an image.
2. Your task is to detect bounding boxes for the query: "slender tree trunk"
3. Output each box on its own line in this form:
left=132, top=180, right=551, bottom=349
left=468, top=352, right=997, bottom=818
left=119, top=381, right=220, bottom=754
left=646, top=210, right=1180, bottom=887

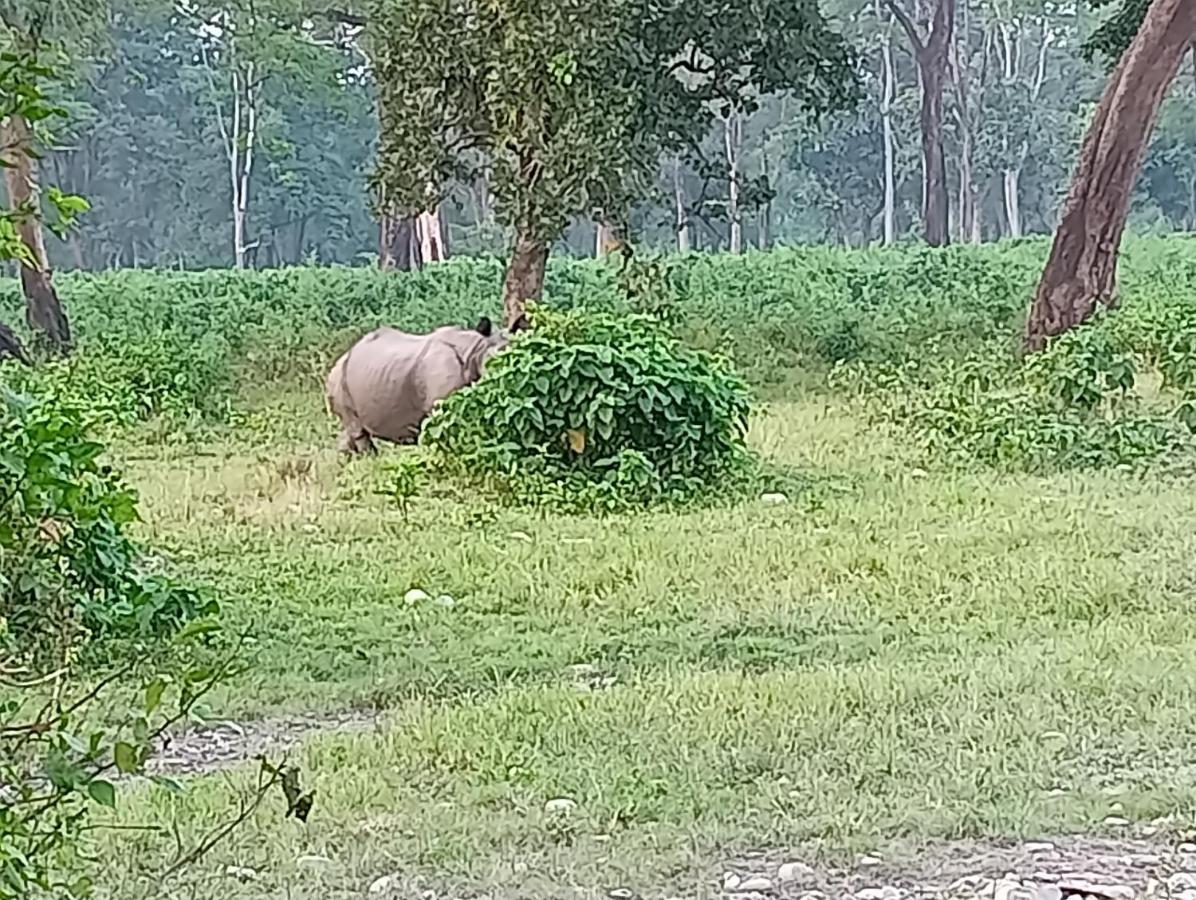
left=502, top=226, right=548, bottom=325
left=1025, top=0, right=1196, bottom=351
left=234, top=62, right=258, bottom=269
left=759, top=154, right=773, bottom=251
left=595, top=221, right=612, bottom=257
left=1002, top=169, right=1022, bottom=237
left=881, top=33, right=897, bottom=245
left=1, top=114, right=70, bottom=353
left=724, top=111, right=743, bottom=253
left=674, top=156, right=691, bottom=252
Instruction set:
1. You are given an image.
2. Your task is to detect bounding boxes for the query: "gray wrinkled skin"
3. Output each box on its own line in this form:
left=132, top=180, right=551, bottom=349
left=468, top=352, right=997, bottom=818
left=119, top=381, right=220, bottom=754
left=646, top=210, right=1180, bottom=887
left=325, top=317, right=512, bottom=454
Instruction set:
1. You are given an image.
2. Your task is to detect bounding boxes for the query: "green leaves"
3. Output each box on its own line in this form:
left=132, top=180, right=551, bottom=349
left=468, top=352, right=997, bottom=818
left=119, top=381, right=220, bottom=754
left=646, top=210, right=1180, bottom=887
left=423, top=306, right=752, bottom=511
left=86, top=780, right=116, bottom=808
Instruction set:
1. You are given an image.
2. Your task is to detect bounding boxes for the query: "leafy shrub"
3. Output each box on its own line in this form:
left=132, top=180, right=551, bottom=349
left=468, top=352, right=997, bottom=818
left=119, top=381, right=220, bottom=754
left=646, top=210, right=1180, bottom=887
left=0, top=388, right=217, bottom=650
left=422, top=307, right=752, bottom=510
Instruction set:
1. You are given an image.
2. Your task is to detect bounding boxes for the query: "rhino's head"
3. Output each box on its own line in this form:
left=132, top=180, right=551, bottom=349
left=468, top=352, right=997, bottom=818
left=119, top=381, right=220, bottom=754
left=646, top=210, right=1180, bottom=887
left=466, top=313, right=529, bottom=379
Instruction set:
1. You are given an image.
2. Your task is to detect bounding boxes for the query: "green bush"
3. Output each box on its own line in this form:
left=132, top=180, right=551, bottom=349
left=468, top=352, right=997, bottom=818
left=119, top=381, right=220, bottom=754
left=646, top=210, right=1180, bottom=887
left=422, top=307, right=752, bottom=510
left=0, top=388, right=217, bottom=650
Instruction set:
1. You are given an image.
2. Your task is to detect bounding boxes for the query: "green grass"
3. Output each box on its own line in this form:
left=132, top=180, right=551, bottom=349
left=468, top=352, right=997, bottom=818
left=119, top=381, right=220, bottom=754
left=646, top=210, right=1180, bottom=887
left=86, top=380, right=1196, bottom=898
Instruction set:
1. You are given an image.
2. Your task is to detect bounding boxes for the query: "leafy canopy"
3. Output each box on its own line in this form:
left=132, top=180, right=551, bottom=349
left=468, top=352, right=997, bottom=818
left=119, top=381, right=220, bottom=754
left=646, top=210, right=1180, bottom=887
left=370, top=0, right=858, bottom=243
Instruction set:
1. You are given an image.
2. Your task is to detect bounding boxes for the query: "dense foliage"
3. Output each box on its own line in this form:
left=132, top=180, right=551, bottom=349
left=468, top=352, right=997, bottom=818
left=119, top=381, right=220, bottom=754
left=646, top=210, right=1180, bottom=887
left=422, top=307, right=752, bottom=509
left=0, top=388, right=217, bottom=646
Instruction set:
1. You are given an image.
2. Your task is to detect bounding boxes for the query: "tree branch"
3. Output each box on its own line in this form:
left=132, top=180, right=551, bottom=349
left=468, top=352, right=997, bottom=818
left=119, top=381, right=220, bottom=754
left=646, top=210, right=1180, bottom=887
left=884, top=0, right=926, bottom=54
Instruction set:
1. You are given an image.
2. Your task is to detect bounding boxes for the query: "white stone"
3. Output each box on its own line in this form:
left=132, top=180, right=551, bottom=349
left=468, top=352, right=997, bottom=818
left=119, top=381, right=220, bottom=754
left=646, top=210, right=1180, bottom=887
left=224, top=865, right=257, bottom=881
left=608, top=890, right=634, bottom=900
left=854, top=888, right=900, bottom=900
left=723, top=873, right=742, bottom=891
left=777, top=862, right=815, bottom=883
left=403, top=588, right=429, bottom=605
left=857, top=855, right=883, bottom=867
left=1103, top=816, right=1131, bottom=827
left=544, top=797, right=576, bottom=814
left=1179, top=843, right=1196, bottom=854
left=761, top=492, right=789, bottom=505
left=1058, top=881, right=1134, bottom=900
left=369, top=875, right=400, bottom=895
left=296, top=854, right=332, bottom=866
left=435, top=594, right=456, bottom=608
left=1030, top=887, right=1062, bottom=900
left=909, top=468, right=928, bottom=478
left=739, top=877, right=773, bottom=892
left=993, top=879, right=1034, bottom=900
left=1025, top=841, right=1056, bottom=854
left=1169, top=874, right=1196, bottom=892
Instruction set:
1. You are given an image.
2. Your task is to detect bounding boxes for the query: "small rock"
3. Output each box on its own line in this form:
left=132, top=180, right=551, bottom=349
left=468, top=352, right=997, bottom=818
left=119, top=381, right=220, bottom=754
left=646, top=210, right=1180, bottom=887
left=1132, top=854, right=1162, bottom=867
left=1030, top=887, right=1062, bottom=900
left=857, top=855, right=883, bottom=867
left=1179, top=843, right=1196, bottom=854
left=1058, top=881, right=1134, bottom=900
left=369, top=874, right=400, bottom=895
left=1169, top=874, right=1196, bottom=892
left=608, top=889, right=634, bottom=900
left=1141, top=825, right=1160, bottom=837
left=1103, top=816, right=1131, bottom=827
left=854, top=888, right=901, bottom=900
left=403, top=588, right=429, bottom=605
left=993, top=879, right=1033, bottom=900
left=544, top=797, right=576, bottom=814
left=1025, top=841, right=1056, bottom=854
left=761, top=492, right=789, bottom=505
left=777, top=862, right=815, bottom=883
left=909, top=468, right=928, bottom=479
left=723, top=873, right=742, bottom=891
left=739, top=877, right=773, bottom=892
left=296, top=854, right=333, bottom=866
left=224, top=865, right=257, bottom=881
left=435, top=594, right=456, bottom=608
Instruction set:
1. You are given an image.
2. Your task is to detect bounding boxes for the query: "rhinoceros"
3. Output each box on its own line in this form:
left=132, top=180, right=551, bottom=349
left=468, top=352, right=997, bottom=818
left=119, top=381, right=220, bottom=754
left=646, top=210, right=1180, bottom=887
left=325, top=315, right=524, bottom=454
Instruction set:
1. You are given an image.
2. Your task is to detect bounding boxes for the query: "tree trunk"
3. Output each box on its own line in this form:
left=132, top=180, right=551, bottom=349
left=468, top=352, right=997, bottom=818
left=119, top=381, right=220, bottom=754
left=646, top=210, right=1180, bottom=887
left=881, top=33, right=898, bottom=245
left=760, top=152, right=773, bottom=251
left=502, top=227, right=547, bottom=326
left=1024, top=0, right=1196, bottom=351
left=417, top=207, right=446, bottom=262
left=674, top=156, right=691, bottom=252
left=888, top=0, right=954, bottom=247
left=1002, top=168, right=1022, bottom=237
left=724, top=112, right=743, bottom=253
left=1, top=114, right=70, bottom=353
left=379, top=211, right=416, bottom=271
left=595, top=221, right=613, bottom=257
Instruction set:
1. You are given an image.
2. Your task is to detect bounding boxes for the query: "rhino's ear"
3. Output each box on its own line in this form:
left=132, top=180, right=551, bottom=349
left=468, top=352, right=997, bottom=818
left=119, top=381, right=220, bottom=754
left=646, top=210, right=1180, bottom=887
left=475, top=316, right=494, bottom=337
left=509, top=313, right=530, bottom=333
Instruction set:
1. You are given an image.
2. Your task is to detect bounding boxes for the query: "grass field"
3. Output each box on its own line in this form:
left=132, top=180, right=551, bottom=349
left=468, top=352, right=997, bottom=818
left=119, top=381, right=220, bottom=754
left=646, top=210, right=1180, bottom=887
left=84, top=374, right=1196, bottom=899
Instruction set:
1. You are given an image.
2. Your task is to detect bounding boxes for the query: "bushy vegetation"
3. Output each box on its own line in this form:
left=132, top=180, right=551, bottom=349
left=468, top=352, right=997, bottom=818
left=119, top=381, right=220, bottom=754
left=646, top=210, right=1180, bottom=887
left=6, top=235, right=1196, bottom=472
left=422, top=307, right=752, bottom=510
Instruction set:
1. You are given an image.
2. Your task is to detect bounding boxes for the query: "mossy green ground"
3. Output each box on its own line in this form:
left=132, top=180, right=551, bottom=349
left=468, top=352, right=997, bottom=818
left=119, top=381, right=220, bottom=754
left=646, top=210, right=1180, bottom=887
left=88, top=382, right=1196, bottom=898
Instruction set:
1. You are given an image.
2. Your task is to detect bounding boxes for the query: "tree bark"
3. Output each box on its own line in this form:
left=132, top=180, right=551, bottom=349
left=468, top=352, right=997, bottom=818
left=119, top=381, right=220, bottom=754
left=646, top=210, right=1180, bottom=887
left=881, top=30, right=897, bottom=245
left=595, top=220, right=613, bottom=257
left=417, top=207, right=446, bottom=262
left=379, top=211, right=416, bottom=271
left=888, top=0, right=955, bottom=246
left=1025, top=0, right=1196, bottom=351
left=724, top=111, right=743, bottom=253
left=674, top=156, right=691, bottom=252
left=1, top=113, right=70, bottom=353
left=502, top=228, right=548, bottom=326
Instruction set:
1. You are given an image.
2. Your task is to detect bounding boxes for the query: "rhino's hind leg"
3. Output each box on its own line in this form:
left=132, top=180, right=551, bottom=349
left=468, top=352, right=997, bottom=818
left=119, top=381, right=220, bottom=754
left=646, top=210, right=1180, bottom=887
left=336, top=426, right=376, bottom=455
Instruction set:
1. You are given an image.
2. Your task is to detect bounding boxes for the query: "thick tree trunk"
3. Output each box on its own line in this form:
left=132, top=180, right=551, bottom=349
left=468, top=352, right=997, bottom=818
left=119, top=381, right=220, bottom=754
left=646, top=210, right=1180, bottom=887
left=1025, top=0, right=1196, bottom=351
left=379, top=212, right=416, bottom=271
left=920, top=55, right=951, bottom=246
left=889, top=0, right=954, bottom=247
left=502, top=228, right=547, bottom=326
left=417, top=206, right=447, bottom=262
left=1, top=114, right=70, bottom=353
left=595, top=221, right=613, bottom=257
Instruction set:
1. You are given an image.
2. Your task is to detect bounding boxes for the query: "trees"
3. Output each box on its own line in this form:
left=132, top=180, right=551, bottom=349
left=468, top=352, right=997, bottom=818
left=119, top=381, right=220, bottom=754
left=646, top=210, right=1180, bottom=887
left=1024, top=0, right=1196, bottom=350
left=887, top=0, right=956, bottom=245
left=370, top=0, right=858, bottom=324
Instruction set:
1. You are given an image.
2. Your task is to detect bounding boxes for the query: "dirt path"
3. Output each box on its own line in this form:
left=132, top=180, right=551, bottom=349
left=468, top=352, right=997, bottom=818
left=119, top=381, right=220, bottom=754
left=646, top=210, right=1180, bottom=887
left=144, top=709, right=381, bottom=777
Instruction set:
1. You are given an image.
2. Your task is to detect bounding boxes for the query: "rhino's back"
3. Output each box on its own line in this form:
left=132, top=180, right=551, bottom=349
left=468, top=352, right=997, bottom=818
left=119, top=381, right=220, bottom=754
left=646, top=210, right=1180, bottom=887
left=340, top=327, right=473, bottom=442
